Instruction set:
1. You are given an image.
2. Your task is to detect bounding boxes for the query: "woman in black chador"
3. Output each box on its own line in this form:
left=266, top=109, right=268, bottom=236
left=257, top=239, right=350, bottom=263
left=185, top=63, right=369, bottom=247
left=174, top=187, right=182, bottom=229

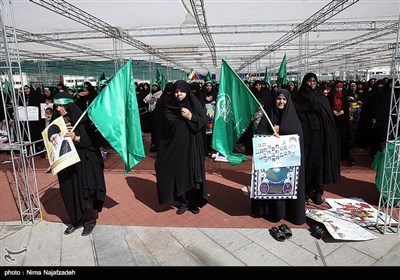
left=252, top=89, right=306, bottom=225
left=155, top=80, right=208, bottom=215
left=52, top=92, right=107, bottom=236
left=327, top=81, right=352, bottom=166
left=23, top=84, right=46, bottom=153
left=292, top=73, right=340, bottom=205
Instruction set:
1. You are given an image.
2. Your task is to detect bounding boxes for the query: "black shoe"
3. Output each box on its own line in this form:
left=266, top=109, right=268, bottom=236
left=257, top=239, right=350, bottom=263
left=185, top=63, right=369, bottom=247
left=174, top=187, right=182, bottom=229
left=150, top=144, right=157, bottom=153
left=64, top=223, right=82, bottom=235
left=345, top=158, right=354, bottom=167
left=176, top=206, right=187, bottom=215
left=309, top=192, right=324, bottom=205
left=189, top=206, right=200, bottom=214
left=269, top=227, right=286, bottom=242
left=81, top=226, right=94, bottom=236
left=314, top=195, right=324, bottom=205
left=278, top=224, right=292, bottom=239
left=313, top=195, right=324, bottom=205
left=310, top=225, right=326, bottom=239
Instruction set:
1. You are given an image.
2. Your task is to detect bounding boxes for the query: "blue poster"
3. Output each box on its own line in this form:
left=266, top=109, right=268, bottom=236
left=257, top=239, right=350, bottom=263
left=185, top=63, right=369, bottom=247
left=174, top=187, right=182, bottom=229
left=250, top=166, right=298, bottom=199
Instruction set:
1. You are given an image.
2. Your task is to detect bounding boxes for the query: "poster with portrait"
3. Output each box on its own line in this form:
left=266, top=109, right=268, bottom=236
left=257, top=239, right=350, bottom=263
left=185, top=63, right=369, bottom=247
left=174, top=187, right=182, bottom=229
left=250, top=135, right=300, bottom=199
left=252, top=134, right=301, bottom=170
left=205, top=103, right=215, bottom=135
left=40, top=103, right=53, bottom=119
left=41, top=116, right=80, bottom=175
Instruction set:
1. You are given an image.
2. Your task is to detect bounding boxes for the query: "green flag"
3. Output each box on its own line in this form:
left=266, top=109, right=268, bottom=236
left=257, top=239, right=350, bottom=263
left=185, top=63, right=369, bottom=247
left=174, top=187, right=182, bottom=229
left=99, top=72, right=106, bottom=81
left=2, top=79, right=11, bottom=94
left=276, top=54, right=287, bottom=86
left=87, top=59, right=145, bottom=174
left=206, top=71, right=212, bottom=82
left=211, top=59, right=260, bottom=165
left=371, top=137, right=400, bottom=206
left=97, top=72, right=107, bottom=91
left=155, top=68, right=168, bottom=90
left=264, top=66, right=271, bottom=86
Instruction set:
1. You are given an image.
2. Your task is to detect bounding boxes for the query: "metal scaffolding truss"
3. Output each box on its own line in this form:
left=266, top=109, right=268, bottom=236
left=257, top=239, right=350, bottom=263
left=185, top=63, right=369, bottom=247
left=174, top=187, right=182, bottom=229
left=263, top=21, right=398, bottom=75
left=189, top=0, right=217, bottom=68
left=31, top=20, right=396, bottom=39
left=29, top=0, right=189, bottom=71
left=236, top=0, right=359, bottom=71
left=2, top=0, right=394, bottom=77
left=8, top=26, right=115, bottom=60
left=376, top=16, right=400, bottom=235
left=0, top=0, right=42, bottom=225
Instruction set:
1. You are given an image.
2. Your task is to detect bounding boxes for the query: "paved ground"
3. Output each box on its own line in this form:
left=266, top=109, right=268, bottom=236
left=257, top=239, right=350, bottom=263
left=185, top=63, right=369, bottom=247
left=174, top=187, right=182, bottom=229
left=1, top=220, right=399, bottom=269
left=1, top=139, right=399, bottom=271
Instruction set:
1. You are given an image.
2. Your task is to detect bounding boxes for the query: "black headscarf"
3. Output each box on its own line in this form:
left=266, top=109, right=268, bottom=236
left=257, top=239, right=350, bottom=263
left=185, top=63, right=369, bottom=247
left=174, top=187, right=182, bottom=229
left=272, top=89, right=302, bottom=136
left=256, top=89, right=302, bottom=136
left=173, top=80, right=191, bottom=109
left=299, top=73, right=318, bottom=93
left=52, top=92, right=89, bottom=126
left=157, top=82, right=175, bottom=107
left=189, top=82, right=204, bottom=107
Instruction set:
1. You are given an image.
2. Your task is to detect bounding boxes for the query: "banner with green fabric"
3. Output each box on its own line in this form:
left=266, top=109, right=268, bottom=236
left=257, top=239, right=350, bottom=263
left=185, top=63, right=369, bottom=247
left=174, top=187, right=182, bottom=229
left=155, top=68, right=168, bottom=90
left=87, top=59, right=145, bottom=174
left=276, top=54, right=287, bottom=86
left=371, top=139, right=400, bottom=207
left=264, top=66, right=271, bottom=86
left=211, top=59, right=260, bottom=165
left=206, top=71, right=212, bottom=82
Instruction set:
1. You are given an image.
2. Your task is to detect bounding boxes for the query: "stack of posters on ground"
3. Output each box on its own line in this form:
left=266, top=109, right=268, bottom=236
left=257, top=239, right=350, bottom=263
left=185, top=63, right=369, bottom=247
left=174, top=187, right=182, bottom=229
left=307, top=198, right=398, bottom=241
left=325, top=198, right=398, bottom=227
left=306, top=208, right=377, bottom=241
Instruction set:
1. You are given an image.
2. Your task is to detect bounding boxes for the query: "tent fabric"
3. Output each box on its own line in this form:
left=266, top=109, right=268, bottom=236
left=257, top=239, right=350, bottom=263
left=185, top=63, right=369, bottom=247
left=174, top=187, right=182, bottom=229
left=5, top=1, right=400, bottom=77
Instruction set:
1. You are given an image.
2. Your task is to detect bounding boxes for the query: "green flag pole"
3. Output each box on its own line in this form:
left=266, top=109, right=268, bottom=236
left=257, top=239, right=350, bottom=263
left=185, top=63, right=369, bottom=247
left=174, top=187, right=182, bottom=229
left=211, top=59, right=275, bottom=165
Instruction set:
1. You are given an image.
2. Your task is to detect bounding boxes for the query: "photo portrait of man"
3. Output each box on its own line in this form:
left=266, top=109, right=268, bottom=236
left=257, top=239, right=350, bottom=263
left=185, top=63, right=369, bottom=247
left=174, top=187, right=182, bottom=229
left=48, top=124, right=71, bottom=162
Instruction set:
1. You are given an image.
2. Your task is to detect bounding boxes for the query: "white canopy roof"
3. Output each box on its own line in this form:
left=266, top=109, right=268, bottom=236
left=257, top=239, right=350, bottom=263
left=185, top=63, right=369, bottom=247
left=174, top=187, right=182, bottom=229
left=5, top=0, right=400, bottom=77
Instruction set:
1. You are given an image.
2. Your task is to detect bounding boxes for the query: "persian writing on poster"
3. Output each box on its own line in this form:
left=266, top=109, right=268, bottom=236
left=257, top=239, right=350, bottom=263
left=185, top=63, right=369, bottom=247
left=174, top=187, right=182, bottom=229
left=252, top=134, right=300, bottom=170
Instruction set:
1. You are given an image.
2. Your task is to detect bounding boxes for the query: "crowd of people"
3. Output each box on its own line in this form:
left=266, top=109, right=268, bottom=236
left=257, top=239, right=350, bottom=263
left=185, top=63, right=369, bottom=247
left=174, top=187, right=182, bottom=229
left=0, top=73, right=396, bottom=234
left=136, top=75, right=395, bottom=225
